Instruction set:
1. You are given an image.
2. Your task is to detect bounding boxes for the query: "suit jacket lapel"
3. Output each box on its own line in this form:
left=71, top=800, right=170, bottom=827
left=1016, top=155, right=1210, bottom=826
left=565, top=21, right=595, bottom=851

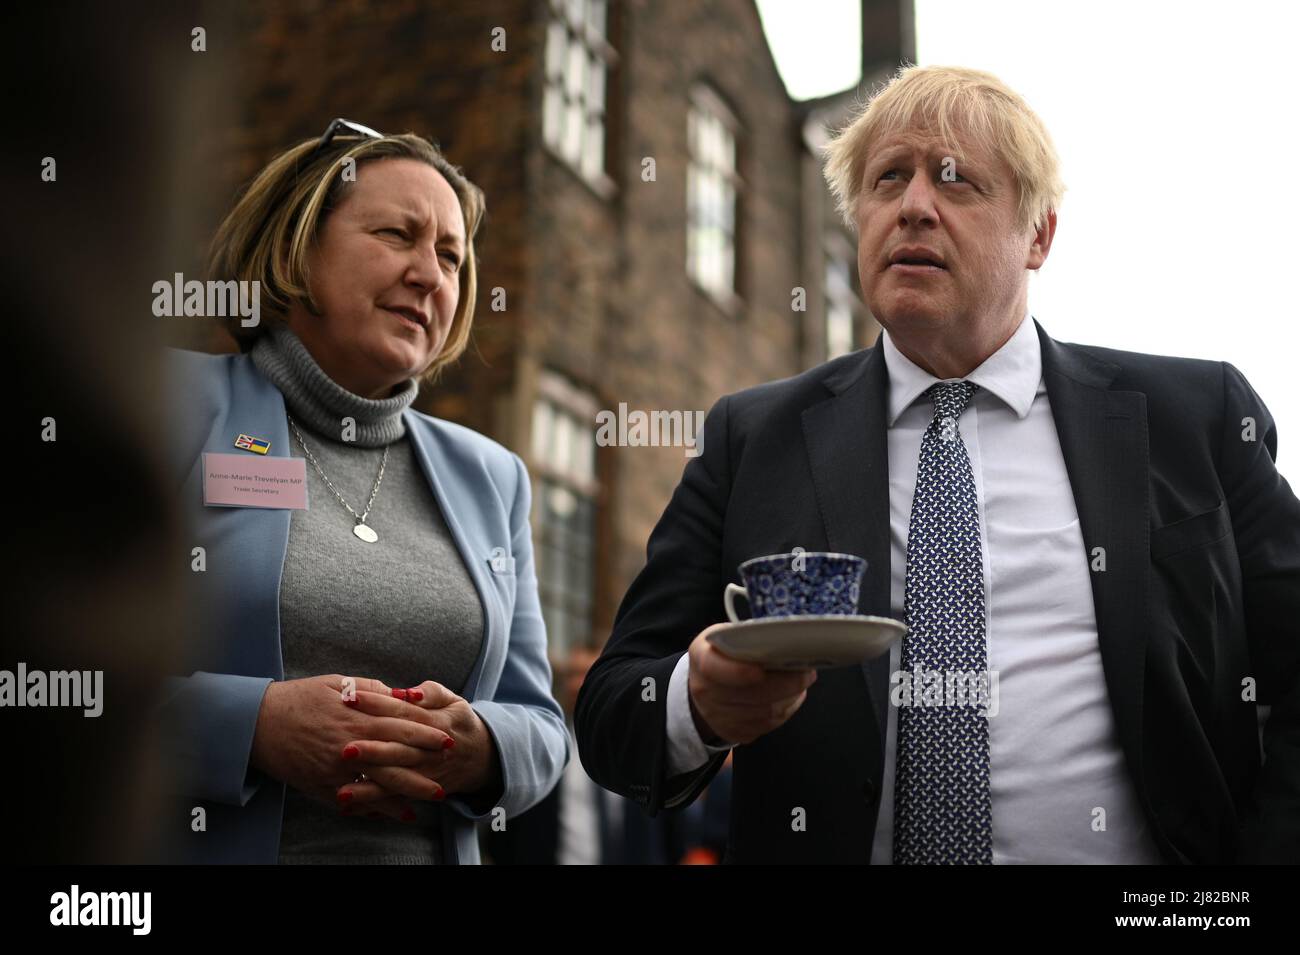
left=1035, top=319, right=1152, bottom=810
left=802, top=336, right=894, bottom=739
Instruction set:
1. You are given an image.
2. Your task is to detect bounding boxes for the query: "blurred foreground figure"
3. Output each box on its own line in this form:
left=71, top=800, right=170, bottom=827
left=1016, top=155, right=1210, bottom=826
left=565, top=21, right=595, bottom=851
left=6, top=0, right=226, bottom=862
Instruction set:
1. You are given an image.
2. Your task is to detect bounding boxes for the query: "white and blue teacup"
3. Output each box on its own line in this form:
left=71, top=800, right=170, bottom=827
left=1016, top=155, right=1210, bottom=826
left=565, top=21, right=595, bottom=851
left=723, top=552, right=866, bottom=622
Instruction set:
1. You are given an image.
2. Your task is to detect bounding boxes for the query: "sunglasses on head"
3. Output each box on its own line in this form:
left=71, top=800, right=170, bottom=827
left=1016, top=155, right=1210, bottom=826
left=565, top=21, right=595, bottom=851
left=309, top=117, right=383, bottom=159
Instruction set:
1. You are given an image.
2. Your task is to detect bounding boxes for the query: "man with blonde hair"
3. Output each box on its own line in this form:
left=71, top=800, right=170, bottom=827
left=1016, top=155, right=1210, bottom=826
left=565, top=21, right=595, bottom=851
left=577, top=65, right=1300, bottom=864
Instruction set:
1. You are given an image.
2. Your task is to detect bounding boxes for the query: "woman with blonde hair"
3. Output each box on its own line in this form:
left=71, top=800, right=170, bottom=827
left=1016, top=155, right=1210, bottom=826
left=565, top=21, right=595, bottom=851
left=160, top=119, right=566, bottom=864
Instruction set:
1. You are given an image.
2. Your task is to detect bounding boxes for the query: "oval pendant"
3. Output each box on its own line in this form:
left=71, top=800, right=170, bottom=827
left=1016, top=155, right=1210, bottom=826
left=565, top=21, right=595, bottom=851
left=353, top=522, right=379, bottom=543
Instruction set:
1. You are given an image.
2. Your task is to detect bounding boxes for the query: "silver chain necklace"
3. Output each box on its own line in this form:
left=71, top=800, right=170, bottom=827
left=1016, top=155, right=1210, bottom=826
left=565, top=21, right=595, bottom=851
left=287, top=415, right=388, bottom=543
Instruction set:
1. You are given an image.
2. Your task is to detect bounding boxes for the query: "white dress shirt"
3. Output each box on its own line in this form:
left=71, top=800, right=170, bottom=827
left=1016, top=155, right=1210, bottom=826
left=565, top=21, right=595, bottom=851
left=664, top=313, right=1164, bottom=863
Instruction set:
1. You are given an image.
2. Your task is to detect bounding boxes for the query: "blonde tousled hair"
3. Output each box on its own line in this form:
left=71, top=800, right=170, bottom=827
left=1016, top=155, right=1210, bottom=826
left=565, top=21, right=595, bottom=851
left=824, top=65, right=1065, bottom=234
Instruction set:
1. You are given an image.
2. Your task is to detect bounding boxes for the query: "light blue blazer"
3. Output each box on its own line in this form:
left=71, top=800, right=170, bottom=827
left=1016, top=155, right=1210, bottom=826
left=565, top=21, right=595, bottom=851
left=158, top=348, right=568, bottom=864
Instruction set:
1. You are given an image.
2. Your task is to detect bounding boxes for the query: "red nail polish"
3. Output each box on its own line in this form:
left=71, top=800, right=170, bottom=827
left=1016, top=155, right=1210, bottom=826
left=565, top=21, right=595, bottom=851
left=337, top=790, right=353, bottom=804
left=433, top=786, right=446, bottom=801
left=391, top=688, right=408, bottom=700
left=342, top=744, right=360, bottom=760
left=441, top=737, right=455, bottom=751
left=344, top=698, right=358, bottom=707
left=407, top=688, right=423, bottom=701
left=401, top=808, right=417, bottom=822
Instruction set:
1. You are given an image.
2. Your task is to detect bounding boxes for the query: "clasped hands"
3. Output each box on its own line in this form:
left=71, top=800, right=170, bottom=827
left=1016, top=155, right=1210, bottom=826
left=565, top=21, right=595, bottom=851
left=250, top=674, right=502, bottom=822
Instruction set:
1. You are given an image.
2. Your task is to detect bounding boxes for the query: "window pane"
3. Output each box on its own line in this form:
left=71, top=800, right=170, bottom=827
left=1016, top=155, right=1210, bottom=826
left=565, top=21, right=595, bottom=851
left=586, top=52, right=605, bottom=111
left=543, top=84, right=562, bottom=150
left=719, top=122, right=732, bottom=171
left=576, top=495, right=594, bottom=538
left=687, top=220, right=698, bottom=280
left=826, top=250, right=855, bottom=358
left=703, top=229, right=719, bottom=291
left=532, top=400, right=553, bottom=466
left=551, top=485, right=576, bottom=519
left=687, top=88, right=741, bottom=298
left=532, top=391, right=598, bottom=658
left=551, top=605, right=568, bottom=655
left=565, top=37, right=585, bottom=98
left=827, top=303, right=853, bottom=359
left=829, top=255, right=850, bottom=292
left=588, top=0, right=607, bottom=38
left=582, top=116, right=604, bottom=180
left=563, top=99, right=583, bottom=162
left=545, top=5, right=610, bottom=186
left=554, top=410, right=573, bottom=475
left=574, top=415, right=595, bottom=480
left=545, top=19, right=566, bottom=79
left=718, top=126, right=735, bottom=174
left=704, top=172, right=720, bottom=228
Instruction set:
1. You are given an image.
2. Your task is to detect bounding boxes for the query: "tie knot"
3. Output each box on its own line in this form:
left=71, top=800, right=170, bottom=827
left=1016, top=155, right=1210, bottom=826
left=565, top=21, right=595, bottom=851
left=926, top=380, right=978, bottom=421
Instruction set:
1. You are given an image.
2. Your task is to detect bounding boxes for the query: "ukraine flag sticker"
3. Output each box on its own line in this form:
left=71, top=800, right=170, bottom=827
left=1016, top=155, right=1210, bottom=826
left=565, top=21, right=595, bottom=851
left=234, top=433, right=271, bottom=455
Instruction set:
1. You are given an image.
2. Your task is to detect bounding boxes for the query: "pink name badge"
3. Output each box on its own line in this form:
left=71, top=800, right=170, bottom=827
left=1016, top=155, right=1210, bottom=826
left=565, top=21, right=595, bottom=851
left=202, top=452, right=308, bottom=510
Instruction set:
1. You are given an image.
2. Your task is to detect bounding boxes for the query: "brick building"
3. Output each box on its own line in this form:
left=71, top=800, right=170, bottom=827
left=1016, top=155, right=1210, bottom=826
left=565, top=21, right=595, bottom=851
left=183, top=0, right=913, bottom=666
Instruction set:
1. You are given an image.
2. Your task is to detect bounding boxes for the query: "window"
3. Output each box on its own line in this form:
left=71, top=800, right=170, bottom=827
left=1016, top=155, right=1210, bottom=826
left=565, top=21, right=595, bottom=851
left=825, top=244, right=856, bottom=359
left=687, top=85, right=741, bottom=305
left=542, top=0, right=615, bottom=184
left=530, top=371, right=599, bottom=658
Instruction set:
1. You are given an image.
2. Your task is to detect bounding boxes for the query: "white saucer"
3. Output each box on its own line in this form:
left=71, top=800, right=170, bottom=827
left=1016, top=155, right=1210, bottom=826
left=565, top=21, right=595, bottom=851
left=706, top=614, right=907, bottom=670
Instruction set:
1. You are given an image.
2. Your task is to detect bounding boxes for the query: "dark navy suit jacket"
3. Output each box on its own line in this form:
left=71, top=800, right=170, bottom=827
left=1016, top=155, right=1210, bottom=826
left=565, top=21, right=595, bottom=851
left=577, top=320, right=1300, bottom=863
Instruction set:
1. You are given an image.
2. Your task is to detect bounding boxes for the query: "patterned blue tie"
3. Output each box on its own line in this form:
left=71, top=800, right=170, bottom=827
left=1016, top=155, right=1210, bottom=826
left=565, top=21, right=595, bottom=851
left=893, top=380, right=993, bottom=865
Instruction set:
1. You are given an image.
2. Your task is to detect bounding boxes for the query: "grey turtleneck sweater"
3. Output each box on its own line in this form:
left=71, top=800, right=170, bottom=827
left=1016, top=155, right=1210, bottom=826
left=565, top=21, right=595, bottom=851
left=250, top=322, right=485, bottom=865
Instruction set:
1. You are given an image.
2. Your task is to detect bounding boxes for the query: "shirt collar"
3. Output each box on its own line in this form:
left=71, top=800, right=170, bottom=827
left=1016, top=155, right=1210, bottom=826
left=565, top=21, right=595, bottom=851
left=882, top=312, right=1040, bottom=426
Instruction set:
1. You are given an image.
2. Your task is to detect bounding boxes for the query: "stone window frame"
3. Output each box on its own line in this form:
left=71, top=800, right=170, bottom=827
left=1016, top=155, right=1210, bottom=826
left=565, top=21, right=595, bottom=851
left=686, top=82, right=744, bottom=316
left=542, top=0, right=618, bottom=196
left=529, top=369, right=600, bottom=660
left=824, top=232, right=861, bottom=360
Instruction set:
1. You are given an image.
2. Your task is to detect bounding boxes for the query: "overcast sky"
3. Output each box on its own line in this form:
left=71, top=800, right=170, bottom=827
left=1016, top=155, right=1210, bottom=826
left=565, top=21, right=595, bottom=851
left=757, top=0, right=1300, bottom=474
